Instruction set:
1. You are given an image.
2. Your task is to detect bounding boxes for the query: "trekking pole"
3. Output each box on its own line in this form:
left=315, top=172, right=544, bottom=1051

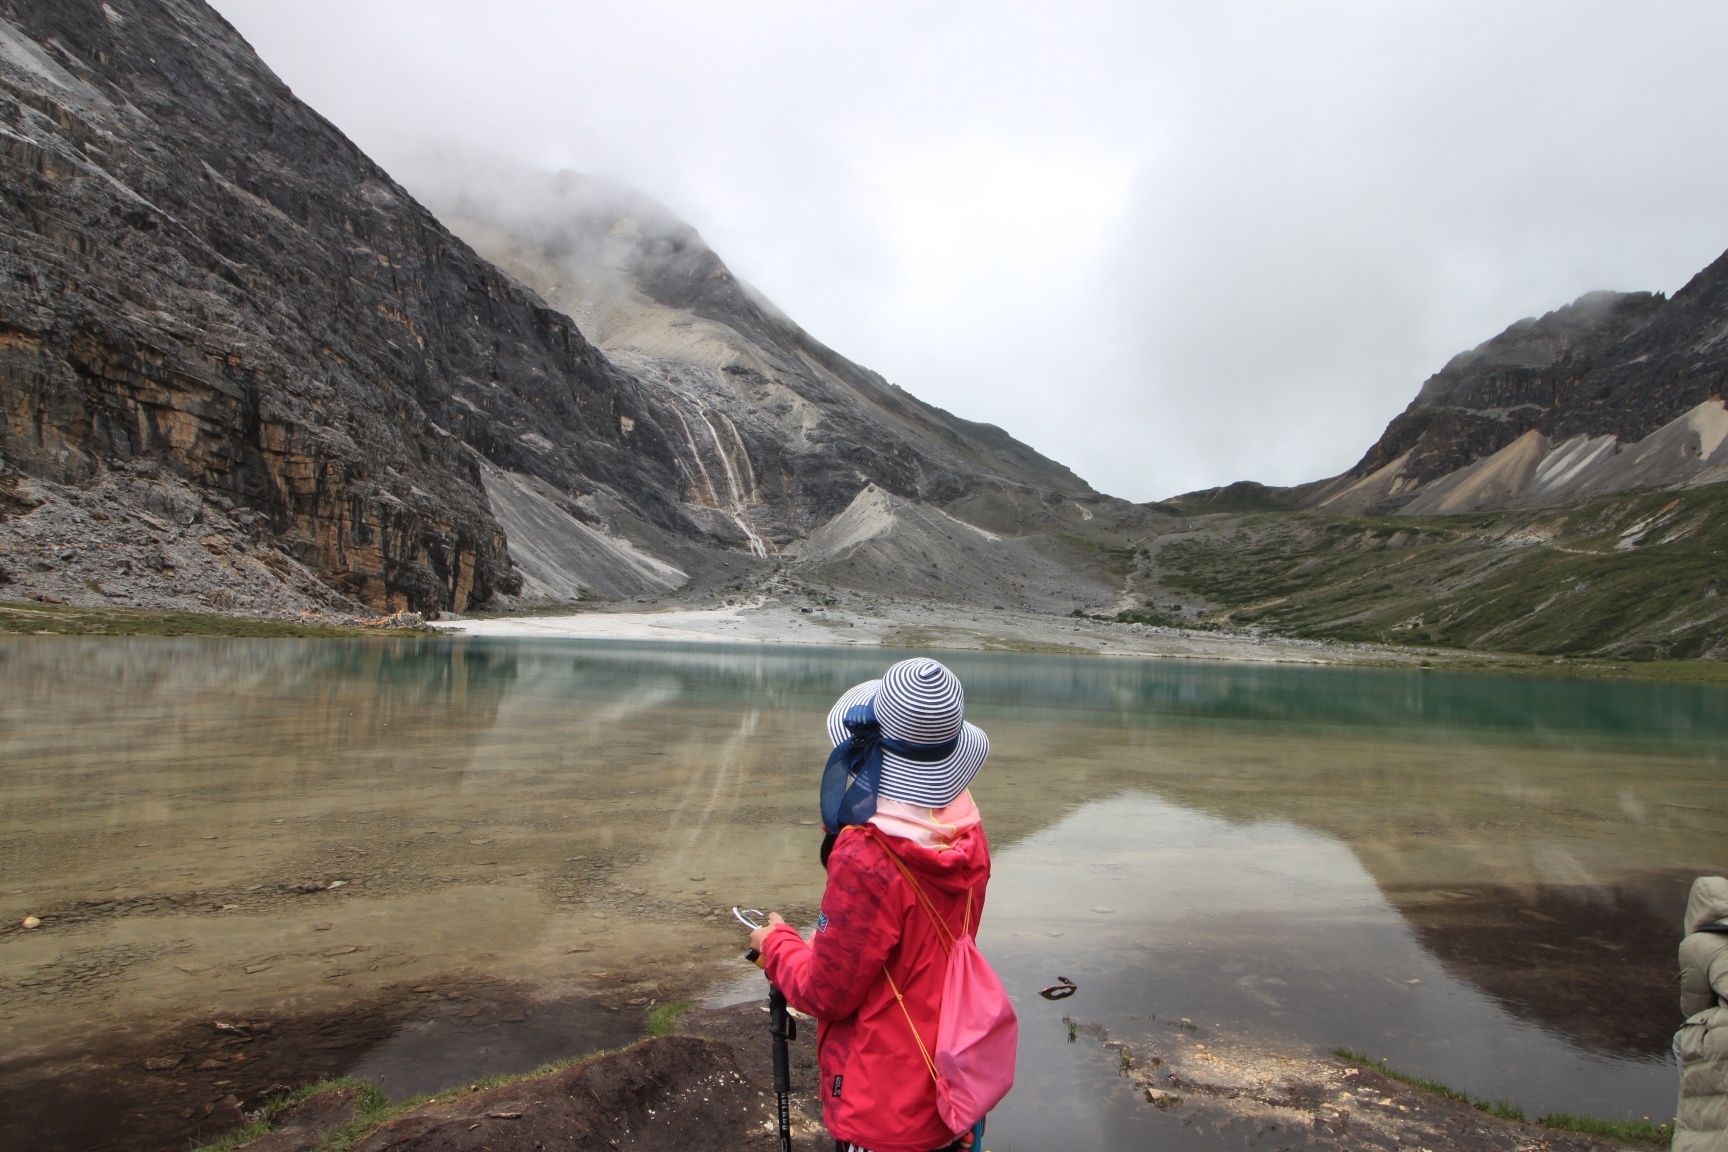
left=768, top=983, right=795, bottom=1152
left=737, top=908, right=795, bottom=1152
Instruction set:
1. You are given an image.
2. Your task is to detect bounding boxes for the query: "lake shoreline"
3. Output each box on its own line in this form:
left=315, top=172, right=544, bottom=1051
left=160, top=1001, right=1660, bottom=1152
left=7, top=592, right=1724, bottom=684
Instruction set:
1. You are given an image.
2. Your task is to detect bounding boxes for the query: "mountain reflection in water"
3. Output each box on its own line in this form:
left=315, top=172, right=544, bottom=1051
left=1, top=636, right=1722, bottom=1136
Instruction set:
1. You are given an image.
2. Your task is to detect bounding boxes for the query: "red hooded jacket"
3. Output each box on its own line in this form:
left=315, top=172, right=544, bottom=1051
left=760, top=822, right=991, bottom=1152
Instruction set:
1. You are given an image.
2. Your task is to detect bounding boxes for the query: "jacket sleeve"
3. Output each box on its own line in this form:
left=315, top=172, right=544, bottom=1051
left=1680, top=934, right=1728, bottom=1018
left=761, top=831, right=901, bottom=1022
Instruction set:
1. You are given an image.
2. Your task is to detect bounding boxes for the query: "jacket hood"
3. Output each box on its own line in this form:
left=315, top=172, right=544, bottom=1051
left=868, top=822, right=990, bottom=897
left=1685, top=876, right=1728, bottom=934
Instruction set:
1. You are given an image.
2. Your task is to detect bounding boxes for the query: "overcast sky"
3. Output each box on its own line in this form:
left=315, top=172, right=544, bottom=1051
left=212, top=1, right=1728, bottom=501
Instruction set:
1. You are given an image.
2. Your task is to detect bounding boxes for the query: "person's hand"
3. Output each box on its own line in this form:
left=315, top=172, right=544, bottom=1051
left=749, top=912, right=786, bottom=952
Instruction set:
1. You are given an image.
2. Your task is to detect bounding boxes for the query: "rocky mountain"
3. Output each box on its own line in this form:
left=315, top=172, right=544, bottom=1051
left=1148, top=247, right=1728, bottom=660
left=1167, top=250, right=1728, bottom=518
left=407, top=161, right=1131, bottom=611
left=0, top=0, right=1120, bottom=619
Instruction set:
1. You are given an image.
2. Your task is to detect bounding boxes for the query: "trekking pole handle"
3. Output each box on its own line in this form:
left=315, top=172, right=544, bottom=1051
left=737, top=908, right=769, bottom=968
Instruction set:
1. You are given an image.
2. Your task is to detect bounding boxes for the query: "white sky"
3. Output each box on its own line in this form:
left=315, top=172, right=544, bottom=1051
left=212, top=1, right=1728, bottom=501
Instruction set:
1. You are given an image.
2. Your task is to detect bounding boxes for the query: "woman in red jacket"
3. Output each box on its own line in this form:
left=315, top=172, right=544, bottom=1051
left=751, top=657, right=994, bottom=1152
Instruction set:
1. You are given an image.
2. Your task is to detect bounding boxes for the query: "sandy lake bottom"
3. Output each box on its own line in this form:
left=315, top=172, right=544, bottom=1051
left=1, top=637, right=1724, bottom=1151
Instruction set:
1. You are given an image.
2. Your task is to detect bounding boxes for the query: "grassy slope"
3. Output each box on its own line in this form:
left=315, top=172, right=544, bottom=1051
left=1148, top=485, right=1728, bottom=661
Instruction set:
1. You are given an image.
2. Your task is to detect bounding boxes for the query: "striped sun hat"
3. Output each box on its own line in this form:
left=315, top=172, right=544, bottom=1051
left=825, top=657, right=989, bottom=808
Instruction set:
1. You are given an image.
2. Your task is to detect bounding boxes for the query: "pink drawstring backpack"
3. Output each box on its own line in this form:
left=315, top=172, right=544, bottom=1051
left=876, top=835, right=1019, bottom=1133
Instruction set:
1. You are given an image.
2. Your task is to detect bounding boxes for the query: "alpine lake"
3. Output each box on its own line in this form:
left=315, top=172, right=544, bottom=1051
left=1, top=636, right=1724, bottom=1151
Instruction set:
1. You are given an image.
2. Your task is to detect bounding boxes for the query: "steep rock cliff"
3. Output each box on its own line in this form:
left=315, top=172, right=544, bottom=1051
left=0, top=0, right=708, bottom=612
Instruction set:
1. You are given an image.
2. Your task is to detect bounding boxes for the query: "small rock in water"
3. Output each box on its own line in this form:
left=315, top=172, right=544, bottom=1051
left=175, top=963, right=212, bottom=973
left=21, top=916, right=41, bottom=929
left=689, top=874, right=706, bottom=881
left=311, top=922, right=333, bottom=931
left=1146, top=1087, right=1182, bottom=1110
left=143, top=1055, right=183, bottom=1071
left=591, top=912, right=608, bottom=919
left=469, top=838, right=493, bottom=845
left=566, top=944, right=593, bottom=953
left=323, top=945, right=358, bottom=956
left=244, top=964, right=272, bottom=974
left=1045, top=931, right=1064, bottom=938
left=1091, top=906, right=1116, bottom=914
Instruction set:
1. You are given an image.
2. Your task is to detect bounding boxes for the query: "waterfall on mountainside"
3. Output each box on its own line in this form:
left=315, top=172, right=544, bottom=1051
left=637, top=367, right=771, bottom=558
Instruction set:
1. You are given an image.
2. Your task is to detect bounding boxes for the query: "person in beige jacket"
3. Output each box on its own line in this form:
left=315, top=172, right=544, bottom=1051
left=1678, top=876, right=1728, bottom=1151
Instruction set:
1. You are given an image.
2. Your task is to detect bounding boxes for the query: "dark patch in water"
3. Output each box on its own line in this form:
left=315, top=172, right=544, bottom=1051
left=1389, top=872, right=1692, bottom=1058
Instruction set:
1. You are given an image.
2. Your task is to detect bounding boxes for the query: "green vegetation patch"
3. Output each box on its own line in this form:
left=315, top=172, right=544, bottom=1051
left=191, top=1078, right=388, bottom=1152
left=648, top=1001, right=696, bottom=1036
left=1333, top=1048, right=1479, bottom=1106
left=1333, top=1049, right=1674, bottom=1141
left=0, top=599, right=374, bottom=638
left=1538, top=1111, right=1674, bottom=1145
left=1151, top=486, right=1728, bottom=662
left=194, top=1044, right=639, bottom=1152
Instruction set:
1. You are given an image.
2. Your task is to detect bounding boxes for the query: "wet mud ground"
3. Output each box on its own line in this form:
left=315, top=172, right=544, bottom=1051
left=2, top=638, right=1724, bottom=1150
left=1, top=976, right=658, bottom=1151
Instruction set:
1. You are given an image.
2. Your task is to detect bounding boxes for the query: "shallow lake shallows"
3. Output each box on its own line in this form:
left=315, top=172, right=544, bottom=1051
left=1, top=636, right=1723, bottom=1147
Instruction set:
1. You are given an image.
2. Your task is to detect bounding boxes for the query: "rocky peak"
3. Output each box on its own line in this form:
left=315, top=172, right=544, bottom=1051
left=1351, top=290, right=1665, bottom=488
left=413, top=156, right=1098, bottom=552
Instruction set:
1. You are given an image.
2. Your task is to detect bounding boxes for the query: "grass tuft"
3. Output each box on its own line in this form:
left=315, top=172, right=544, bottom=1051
left=648, top=1001, right=696, bottom=1037
left=189, top=1043, right=647, bottom=1152
left=190, top=1079, right=388, bottom=1152
left=1537, top=1111, right=1673, bottom=1145
left=1334, top=1050, right=1678, bottom=1140
left=1333, top=1048, right=1470, bottom=1103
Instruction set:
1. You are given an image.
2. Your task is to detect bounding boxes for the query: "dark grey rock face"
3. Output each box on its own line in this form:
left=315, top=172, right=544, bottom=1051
left=1551, top=248, right=1728, bottom=444
left=1245, top=250, right=1724, bottom=517
left=1347, top=290, right=1667, bottom=489
left=0, top=0, right=704, bottom=612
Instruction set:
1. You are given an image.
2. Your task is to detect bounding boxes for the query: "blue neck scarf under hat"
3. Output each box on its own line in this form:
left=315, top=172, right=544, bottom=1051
left=820, top=699, right=961, bottom=833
